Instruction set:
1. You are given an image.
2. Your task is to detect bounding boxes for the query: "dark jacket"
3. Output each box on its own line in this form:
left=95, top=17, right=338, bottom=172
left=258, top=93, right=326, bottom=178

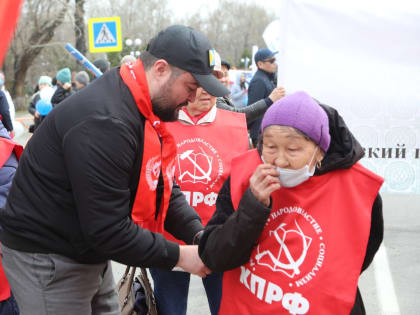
left=51, top=85, right=74, bottom=106
left=247, top=69, right=276, bottom=142
left=0, top=68, right=203, bottom=269
left=216, top=96, right=269, bottom=125
left=0, top=91, right=13, bottom=132
left=0, top=122, right=18, bottom=208
left=199, top=103, right=383, bottom=315
left=28, top=92, right=40, bottom=116
left=28, top=92, right=42, bottom=132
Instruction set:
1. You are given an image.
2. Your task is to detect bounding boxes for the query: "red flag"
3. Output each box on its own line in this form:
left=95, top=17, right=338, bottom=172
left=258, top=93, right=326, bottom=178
left=0, top=0, right=24, bottom=68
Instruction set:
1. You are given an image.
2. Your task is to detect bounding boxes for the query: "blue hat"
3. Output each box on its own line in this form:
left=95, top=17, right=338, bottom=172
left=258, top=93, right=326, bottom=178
left=35, top=99, right=53, bottom=116
left=56, top=68, right=71, bottom=84
left=254, top=48, right=278, bottom=63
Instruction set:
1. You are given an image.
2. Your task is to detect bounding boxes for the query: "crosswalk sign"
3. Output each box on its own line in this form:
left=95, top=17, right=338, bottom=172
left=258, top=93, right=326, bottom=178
left=88, top=17, right=122, bottom=53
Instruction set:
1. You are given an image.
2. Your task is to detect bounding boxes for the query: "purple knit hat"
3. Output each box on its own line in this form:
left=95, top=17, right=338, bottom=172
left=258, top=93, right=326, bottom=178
left=261, top=91, right=330, bottom=152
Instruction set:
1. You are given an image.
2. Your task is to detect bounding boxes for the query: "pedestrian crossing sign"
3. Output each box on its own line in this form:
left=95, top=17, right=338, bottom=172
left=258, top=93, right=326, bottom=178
left=88, top=17, right=122, bottom=53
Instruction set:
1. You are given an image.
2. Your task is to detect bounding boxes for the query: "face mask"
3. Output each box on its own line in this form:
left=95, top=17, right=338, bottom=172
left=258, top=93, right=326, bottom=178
left=261, top=147, right=319, bottom=188
left=277, top=147, right=318, bottom=188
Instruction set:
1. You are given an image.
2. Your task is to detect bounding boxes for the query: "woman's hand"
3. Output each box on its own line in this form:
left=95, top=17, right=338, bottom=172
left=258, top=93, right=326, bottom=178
left=249, top=164, right=281, bottom=207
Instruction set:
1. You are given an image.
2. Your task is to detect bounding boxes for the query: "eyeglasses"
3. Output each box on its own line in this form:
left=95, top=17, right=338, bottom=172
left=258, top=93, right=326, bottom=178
left=263, top=58, right=276, bottom=64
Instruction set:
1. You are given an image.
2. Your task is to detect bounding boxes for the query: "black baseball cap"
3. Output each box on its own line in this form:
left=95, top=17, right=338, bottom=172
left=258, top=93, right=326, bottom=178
left=146, top=25, right=230, bottom=97
left=221, top=59, right=231, bottom=70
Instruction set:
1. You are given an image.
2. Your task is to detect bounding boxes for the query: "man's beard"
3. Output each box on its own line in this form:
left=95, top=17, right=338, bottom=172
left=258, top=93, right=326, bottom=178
left=151, top=78, right=186, bottom=122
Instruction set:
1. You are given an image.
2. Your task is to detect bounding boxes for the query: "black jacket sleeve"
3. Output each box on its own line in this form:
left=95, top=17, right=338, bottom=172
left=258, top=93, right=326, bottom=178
left=361, top=194, right=383, bottom=271
left=62, top=117, right=182, bottom=269
left=164, top=182, right=203, bottom=245
left=199, top=177, right=271, bottom=272
left=51, top=86, right=73, bottom=106
left=0, top=91, right=13, bottom=132
left=216, top=97, right=269, bottom=124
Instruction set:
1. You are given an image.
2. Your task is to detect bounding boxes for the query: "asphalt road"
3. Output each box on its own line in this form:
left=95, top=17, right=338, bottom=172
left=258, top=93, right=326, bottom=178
left=13, top=114, right=420, bottom=314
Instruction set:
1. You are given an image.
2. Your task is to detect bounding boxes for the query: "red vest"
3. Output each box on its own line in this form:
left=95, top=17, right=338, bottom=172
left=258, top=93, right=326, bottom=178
left=220, top=150, right=383, bottom=315
left=0, top=137, right=22, bottom=167
left=0, top=137, right=22, bottom=301
left=164, top=108, right=248, bottom=243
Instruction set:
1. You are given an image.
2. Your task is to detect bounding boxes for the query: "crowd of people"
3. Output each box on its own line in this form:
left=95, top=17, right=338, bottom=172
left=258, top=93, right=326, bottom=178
left=0, top=25, right=383, bottom=315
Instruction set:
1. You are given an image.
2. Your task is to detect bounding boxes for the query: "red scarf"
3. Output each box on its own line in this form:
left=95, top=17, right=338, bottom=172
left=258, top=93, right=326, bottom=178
left=0, top=137, right=23, bottom=167
left=120, top=60, right=177, bottom=233
left=181, top=107, right=210, bottom=124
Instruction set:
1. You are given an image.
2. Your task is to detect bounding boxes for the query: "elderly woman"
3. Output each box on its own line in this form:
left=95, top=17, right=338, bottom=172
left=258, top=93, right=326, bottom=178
left=199, top=91, right=384, bottom=315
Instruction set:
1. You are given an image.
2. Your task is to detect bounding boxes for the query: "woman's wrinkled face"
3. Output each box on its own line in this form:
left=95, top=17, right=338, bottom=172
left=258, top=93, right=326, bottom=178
left=186, top=87, right=217, bottom=116
left=261, top=125, right=323, bottom=170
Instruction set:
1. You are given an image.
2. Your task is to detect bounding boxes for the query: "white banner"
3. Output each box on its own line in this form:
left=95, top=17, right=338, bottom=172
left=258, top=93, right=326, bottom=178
left=264, top=0, right=420, bottom=194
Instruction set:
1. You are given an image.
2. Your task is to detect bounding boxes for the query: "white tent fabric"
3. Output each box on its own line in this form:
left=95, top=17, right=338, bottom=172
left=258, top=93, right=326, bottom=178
left=264, top=0, right=420, bottom=194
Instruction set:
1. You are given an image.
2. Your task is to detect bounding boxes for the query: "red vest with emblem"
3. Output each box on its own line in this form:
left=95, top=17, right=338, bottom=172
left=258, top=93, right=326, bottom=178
left=163, top=108, right=248, bottom=243
left=220, top=149, right=383, bottom=315
left=0, top=137, right=23, bottom=301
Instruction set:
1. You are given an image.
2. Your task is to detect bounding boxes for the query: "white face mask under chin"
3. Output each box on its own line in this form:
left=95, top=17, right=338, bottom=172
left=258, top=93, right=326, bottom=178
left=262, top=147, right=318, bottom=188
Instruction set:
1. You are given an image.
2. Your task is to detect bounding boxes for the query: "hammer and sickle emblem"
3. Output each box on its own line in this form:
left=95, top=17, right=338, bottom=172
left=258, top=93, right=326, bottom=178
left=255, top=221, right=311, bottom=278
left=177, top=148, right=212, bottom=183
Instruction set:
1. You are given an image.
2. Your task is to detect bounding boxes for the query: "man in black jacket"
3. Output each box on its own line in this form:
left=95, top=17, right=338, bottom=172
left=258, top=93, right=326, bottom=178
left=247, top=48, right=279, bottom=147
left=0, top=25, right=229, bottom=315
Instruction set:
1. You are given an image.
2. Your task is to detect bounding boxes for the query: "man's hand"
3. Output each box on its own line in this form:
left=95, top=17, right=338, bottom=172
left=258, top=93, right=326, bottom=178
left=268, top=87, right=286, bottom=103
left=176, top=245, right=211, bottom=278
left=249, top=164, right=281, bottom=207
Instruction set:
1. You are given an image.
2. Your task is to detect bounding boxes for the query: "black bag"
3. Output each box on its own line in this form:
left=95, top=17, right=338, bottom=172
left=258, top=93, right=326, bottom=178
left=117, top=266, right=157, bottom=315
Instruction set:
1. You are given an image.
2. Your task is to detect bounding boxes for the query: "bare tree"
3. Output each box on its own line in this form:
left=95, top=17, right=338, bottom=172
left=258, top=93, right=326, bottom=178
left=7, top=0, right=71, bottom=106
left=182, top=0, right=275, bottom=68
left=74, top=0, right=87, bottom=55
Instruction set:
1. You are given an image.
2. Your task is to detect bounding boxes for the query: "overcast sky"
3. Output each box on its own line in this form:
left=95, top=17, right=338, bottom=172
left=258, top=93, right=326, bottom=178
left=168, top=0, right=420, bottom=19
left=168, top=0, right=284, bottom=19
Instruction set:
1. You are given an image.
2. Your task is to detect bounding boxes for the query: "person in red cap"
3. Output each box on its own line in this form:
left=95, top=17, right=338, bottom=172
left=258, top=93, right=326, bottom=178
left=0, top=25, right=229, bottom=315
left=199, top=91, right=384, bottom=315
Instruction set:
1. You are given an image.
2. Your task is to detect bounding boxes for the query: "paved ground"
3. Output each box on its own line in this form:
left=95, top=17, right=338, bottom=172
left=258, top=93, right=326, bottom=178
left=13, top=113, right=420, bottom=314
